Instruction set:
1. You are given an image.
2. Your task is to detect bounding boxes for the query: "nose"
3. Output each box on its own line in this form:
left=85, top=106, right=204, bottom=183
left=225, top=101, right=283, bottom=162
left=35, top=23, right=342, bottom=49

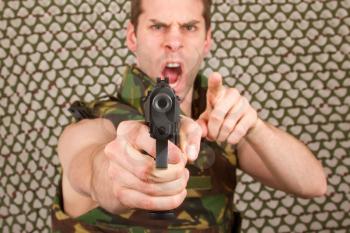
left=164, top=27, right=183, bottom=52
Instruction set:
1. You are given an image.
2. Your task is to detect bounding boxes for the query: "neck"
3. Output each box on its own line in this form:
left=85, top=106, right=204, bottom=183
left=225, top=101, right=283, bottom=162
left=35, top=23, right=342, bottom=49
left=180, top=88, right=193, bottom=117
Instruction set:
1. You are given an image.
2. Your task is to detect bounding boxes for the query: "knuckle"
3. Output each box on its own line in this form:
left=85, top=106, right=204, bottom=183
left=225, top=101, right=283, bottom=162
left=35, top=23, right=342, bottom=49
left=149, top=146, right=156, bottom=158
left=141, top=180, right=157, bottom=195
left=171, top=192, right=186, bottom=209
left=209, top=112, right=224, bottom=123
left=117, top=120, right=138, bottom=137
left=115, top=190, right=132, bottom=208
left=107, top=163, right=116, bottom=179
left=236, top=96, right=243, bottom=108
left=236, top=125, right=246, bottom=136
left=175, top=166, right=185, bottom=180
left=137, top=123, right=147, bottom=135
left=222, top=121, right=232, bottom=133
left=112, top=185, right=122, bottom=200
left=141, top=198, right=154, bottom=210
left=138, top=164, right=153, bottom=183
left=146, top=184, right=157, bottom=196
left=104, top=139, right=119, bottom=158
left=227, top=136, right=238, bottom=145
left=116, top=121, right=128, bottom=135
left=103, top=145, right=112, bottom=158
left=217, top=135, right=225, bottom=142
left=228, top=110, right=239, bottom=122
left=134, top=130, right=144, bottom=146
left=168, top=145, right=180, bottom=156
left=116, top=188, right=134, bottom=209
left=185, top=169, right=190, bottom=182
left=228, top=132, right=239, bottom=144
left=168, top=197, right=179, bottom=209
left=180, top=174, right=188, bottom=190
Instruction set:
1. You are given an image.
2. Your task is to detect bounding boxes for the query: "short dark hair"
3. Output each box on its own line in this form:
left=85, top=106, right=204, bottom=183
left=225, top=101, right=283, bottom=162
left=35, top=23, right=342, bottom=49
left=130, top=0, right=212, bottom=31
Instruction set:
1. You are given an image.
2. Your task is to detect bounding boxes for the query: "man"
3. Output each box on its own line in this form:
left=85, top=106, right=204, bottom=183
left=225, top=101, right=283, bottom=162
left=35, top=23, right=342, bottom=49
left=52, top=0, right=327, bottom=232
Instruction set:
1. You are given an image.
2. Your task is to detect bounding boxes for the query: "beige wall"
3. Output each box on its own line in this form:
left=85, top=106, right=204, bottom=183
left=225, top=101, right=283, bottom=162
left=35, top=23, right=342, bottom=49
left=0, top=0, right=349, bottom=232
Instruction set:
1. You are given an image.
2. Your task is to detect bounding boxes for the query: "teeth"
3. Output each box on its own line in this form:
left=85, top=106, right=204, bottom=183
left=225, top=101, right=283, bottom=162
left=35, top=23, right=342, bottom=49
left=166, top=63, right=180, bottom=68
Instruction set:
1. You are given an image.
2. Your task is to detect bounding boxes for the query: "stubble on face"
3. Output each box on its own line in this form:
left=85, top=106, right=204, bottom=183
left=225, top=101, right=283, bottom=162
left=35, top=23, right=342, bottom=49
left=129, top=0, right=211, bottom=103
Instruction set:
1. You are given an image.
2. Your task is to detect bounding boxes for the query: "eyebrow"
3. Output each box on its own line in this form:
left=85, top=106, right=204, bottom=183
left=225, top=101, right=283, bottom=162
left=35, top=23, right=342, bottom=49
left=180, top=20, right=200, bottom=26
left=149, top=19, right=200, bottom=27
left=150, top=19, right=168, bottom=25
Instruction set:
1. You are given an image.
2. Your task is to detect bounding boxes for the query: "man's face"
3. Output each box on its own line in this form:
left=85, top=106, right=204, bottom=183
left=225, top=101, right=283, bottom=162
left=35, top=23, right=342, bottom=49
left=127, top=0, right=212, bottom=102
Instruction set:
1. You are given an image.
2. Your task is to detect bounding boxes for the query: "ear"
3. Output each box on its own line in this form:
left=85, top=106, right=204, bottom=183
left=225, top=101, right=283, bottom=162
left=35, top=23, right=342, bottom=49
left=203, top=28, right=212, bottom=56
left=126, top=22, right=137, bottom=52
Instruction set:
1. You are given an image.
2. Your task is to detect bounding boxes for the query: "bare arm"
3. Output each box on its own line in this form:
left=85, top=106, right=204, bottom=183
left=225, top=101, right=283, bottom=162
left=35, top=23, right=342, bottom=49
left=57, top=118, right=118, bottom=217
left=57, top=117, right=201, bottom=217
left=238, top=119, right=327, bottom=198
left=197, top=72, right=327, bottom=198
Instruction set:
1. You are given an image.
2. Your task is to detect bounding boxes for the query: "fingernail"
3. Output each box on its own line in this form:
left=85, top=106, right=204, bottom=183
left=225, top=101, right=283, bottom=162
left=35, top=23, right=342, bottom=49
left=187, top=144, right=198, bottom=161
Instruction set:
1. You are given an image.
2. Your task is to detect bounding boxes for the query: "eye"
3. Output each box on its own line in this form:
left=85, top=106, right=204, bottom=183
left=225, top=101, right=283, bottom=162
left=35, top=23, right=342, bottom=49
left=183, top=24, right=197, bottom=32
left=151, top=24, right=165, bottom=31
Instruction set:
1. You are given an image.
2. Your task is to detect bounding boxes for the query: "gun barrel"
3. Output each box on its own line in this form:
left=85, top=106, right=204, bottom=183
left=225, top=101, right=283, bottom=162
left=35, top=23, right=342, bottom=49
left=142, top=77, right=180, bottom=168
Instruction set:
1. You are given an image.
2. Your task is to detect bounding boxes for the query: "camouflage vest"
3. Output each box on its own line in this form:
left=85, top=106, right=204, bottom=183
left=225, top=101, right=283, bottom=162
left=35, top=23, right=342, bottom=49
left=52, top=66, right=241, bottom=233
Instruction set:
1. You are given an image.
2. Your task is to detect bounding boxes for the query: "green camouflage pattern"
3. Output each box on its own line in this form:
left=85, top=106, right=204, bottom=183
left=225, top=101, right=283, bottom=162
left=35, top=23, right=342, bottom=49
left=51, top=65, right=240, bottom=232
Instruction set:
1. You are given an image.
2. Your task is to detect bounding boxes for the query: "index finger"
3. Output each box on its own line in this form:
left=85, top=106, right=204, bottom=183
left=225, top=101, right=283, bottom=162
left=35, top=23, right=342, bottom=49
left=117, top=120, right=183, bottom=165
left=207, top=72, right=223, bottom=106
left=117, top=120, right=155, bottom=157
left=133, top=124, right=184, bottom=165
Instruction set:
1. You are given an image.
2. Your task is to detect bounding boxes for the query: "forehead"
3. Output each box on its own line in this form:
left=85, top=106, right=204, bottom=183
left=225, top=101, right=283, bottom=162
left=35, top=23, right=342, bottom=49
left=140, top=0, right=205, bottom=22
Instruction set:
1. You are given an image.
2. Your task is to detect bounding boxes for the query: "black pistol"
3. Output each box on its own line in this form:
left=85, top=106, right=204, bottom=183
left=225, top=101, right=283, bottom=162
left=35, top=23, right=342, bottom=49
left=142, top=77, right=181, bottom=220
left=142, top=77, right=181, bottom=168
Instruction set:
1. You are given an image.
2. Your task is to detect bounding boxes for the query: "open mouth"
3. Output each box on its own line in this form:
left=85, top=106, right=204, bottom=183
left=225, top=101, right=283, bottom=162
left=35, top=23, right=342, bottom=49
left=161, top=62, right=183, bottom=84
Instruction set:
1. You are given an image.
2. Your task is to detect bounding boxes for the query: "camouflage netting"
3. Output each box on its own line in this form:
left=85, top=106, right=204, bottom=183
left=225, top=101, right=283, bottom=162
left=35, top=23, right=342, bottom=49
left=0, top=0, right=349, bottom=232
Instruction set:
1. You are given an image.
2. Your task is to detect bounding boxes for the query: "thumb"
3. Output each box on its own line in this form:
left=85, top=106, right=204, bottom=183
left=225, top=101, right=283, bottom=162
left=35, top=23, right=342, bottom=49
left=207, top=72, right=223, bottom=106
left=180, top=116, right=202, bottom=162
left=167, top=142, right=184, bottom=164
left=196, top=115, right=208, bottom=138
